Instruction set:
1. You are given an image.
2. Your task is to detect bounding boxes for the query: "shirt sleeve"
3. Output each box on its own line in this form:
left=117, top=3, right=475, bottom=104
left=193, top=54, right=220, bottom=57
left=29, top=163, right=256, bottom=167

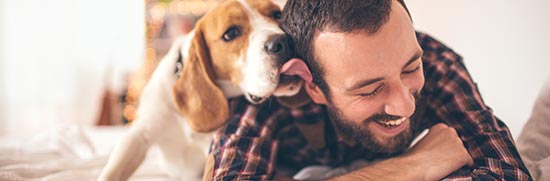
left=206, top=98, right=289, bottom=180
left=417, top=33, right=532, bottom=180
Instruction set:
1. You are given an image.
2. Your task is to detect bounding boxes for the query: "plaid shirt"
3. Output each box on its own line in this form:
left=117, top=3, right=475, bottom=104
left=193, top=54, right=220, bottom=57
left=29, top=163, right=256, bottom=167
left=205, top=32, right=532, bottom=180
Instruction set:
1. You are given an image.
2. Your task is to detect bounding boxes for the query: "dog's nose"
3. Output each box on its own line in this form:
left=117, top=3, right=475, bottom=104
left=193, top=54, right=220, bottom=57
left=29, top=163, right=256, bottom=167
left=265, top=34, right=292, bottom=60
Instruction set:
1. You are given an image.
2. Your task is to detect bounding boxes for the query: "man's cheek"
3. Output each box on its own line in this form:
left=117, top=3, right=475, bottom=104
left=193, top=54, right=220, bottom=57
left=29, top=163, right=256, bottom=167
left=405, top=72, right=425, bottom=92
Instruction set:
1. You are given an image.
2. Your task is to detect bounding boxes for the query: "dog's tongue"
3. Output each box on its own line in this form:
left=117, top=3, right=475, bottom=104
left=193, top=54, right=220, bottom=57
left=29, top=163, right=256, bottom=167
left=280, top=58, right=312, bottom=83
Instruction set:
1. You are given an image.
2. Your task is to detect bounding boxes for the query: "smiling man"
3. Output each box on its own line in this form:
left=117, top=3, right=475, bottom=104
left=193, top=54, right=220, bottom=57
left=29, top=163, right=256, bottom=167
left=204, top=0, right=531, bottom=180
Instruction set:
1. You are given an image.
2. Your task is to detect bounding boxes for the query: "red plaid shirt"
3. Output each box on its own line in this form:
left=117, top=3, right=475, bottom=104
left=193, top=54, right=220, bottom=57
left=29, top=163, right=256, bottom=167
left=205, top=32, right=531, bottom=180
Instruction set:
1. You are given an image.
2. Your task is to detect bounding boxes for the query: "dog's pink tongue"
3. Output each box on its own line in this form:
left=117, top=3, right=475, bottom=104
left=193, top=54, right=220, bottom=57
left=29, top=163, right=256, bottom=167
left=280, top=58, right=312, bottom=83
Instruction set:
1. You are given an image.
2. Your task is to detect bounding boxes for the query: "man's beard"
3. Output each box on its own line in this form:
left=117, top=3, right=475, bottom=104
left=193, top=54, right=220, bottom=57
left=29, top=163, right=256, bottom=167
left=326, top=92, right=421, bottom=154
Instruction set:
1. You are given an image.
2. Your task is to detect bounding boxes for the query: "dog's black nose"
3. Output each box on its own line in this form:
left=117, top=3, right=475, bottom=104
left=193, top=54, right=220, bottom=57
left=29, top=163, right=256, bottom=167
left=265, top=34, right=292, bottom=60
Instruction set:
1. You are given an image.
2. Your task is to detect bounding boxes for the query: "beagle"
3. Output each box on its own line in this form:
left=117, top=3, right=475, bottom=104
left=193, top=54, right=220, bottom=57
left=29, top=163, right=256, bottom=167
left=98, top=0, right=308, bottom=180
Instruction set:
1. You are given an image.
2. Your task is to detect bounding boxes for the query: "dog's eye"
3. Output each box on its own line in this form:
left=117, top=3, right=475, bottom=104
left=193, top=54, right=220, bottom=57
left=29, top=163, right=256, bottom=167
left=222, top=26, right=241, bottom=42
left=271, top=10, right=281, bottom=20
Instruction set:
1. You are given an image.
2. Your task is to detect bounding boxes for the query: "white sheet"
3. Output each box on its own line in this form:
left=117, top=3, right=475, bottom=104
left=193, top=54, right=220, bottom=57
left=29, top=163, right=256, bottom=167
left=0, top=125, right=170, bottom=181
left=0, top=124, right=454, bottom=180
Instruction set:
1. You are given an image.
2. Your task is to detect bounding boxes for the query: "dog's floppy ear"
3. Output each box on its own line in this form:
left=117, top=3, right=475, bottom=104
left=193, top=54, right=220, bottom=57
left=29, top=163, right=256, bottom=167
left=172, top=26, right=228, bottom=133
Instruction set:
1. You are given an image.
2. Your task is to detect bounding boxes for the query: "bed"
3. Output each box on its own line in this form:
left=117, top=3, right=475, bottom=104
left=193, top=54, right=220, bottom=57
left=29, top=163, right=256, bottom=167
left=0, top=125, right=171, bottom=181
left=0, top=123, right=432, bottom=181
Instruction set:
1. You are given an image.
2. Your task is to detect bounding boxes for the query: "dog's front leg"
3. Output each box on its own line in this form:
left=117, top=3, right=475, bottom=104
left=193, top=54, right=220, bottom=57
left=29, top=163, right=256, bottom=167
left=98, top=124, right=152, bottom=181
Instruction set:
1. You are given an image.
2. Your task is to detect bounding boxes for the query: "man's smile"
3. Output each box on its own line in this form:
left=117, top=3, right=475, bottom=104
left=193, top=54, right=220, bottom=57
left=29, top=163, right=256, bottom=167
left=369, top=117, right=409, bottom=137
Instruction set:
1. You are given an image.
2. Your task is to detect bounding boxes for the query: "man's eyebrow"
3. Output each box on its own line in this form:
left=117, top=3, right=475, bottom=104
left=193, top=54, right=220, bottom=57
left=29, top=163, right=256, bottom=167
left=403, top=50, right=424, bottom=69
left=346, top=77, right=384, bottom=92
left=345, top=50, right=424, bottom=92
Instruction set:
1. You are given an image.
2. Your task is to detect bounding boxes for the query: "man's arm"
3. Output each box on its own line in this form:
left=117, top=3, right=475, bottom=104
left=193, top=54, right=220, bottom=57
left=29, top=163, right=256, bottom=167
left=417, top=32, right=532, bottom=180
left=208, top=134, right=278, bottom=180
left=205, top=98, right=288, bottom=180
left=329, top=123, right=473, bottom=181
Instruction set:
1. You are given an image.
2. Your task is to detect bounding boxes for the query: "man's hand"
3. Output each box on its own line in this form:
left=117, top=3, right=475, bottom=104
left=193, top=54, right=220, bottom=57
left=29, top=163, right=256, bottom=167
left=328, top=123, right=474, bottom=181
left=405, top=123, right=474, bottom=180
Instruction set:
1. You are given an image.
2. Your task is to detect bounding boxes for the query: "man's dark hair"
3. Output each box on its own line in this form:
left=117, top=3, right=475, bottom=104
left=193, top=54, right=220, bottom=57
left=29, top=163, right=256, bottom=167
left=281, top=0, right=411, bottom=96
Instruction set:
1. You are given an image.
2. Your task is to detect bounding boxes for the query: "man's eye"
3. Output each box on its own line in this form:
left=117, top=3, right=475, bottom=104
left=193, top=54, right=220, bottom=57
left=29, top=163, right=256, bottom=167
left=402, top=65, right=421, bottom=74
left=222, top=26, right=242, bottom=42
left=359, top=85, right=383, bottom=97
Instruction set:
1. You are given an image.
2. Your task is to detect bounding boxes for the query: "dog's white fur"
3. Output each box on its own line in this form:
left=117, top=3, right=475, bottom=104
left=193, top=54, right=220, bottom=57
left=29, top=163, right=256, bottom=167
left=99, top=35, right=212, bottom=181
left=98, top=0, right=292, bottom=180
left=238, top=0, right=285, bottom=97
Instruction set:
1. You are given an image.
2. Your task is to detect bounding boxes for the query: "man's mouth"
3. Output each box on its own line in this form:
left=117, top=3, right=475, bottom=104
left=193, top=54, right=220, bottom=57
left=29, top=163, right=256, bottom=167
left=376, top=117, right=406, bottom=128
left=371, top=117, right=408, bottom=136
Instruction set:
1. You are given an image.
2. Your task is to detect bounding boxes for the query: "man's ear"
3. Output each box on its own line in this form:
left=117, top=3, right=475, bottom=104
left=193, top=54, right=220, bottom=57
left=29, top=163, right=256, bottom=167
left=276, top=58, right=314, bottom=108
left=172, top=23, right=229, bottom=133
left=276, top=83, right=311, bottom=109
left=304, top=81, right=328, bottom=105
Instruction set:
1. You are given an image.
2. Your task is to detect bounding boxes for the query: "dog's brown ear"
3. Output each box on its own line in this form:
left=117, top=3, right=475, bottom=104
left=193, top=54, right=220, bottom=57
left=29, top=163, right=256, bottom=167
left=172, top=26, right=228, bottom=133
left=276, top=86, right=311, bottom=109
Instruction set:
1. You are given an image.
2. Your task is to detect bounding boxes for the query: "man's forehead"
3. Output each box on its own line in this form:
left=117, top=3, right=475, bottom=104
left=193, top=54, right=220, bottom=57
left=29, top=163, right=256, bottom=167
left=311, top=0, right=419, bottom=89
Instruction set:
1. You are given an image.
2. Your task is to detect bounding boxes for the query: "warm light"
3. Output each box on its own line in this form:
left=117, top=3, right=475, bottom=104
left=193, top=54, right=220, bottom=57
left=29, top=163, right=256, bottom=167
left=172, top=0, right=220, bottom=15
left=168, top=1, right=180, bottom=14
left=177, top=1, right=187, bottom=14
left=123, top=104, right=137, bottom=123
left=151, top=3, right=167, bottom=22
left=145, top=47, right=157, bottom=61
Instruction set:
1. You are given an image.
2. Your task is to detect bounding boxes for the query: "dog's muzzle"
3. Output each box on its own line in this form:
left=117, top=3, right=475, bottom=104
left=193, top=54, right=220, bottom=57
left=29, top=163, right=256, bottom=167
left=265, top=34, right=293, bottom=64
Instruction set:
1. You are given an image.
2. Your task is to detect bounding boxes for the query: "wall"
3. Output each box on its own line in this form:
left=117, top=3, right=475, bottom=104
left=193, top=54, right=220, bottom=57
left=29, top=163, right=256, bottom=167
left=407, top=0, right=550, bottom=138
left=0, top=0, right=145, bottom=138
left=0, top=0, right=5, bottom=136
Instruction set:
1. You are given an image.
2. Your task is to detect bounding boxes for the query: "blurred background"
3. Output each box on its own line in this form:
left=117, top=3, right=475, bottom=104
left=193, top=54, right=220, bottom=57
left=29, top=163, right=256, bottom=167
left=0, top=0, right=548, bottom=139
left=408, top=0, right=549, bottom=138
left=0, top=0, right=220, bottom=138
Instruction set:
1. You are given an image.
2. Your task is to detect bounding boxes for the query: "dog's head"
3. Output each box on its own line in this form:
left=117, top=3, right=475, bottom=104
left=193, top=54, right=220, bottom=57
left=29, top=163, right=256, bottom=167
left=172, top=0, right=307, bottom=132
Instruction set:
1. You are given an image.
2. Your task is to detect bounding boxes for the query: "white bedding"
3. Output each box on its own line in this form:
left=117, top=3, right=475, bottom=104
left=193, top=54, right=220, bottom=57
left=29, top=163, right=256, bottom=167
left=0, top=125, right=171, bottom=181
left=0, top=123, right=439, bottom=180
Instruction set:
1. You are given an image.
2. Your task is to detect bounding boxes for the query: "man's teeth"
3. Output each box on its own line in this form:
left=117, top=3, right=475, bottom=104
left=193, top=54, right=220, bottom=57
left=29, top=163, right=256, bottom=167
left=377, top=117, right=406, bottom=126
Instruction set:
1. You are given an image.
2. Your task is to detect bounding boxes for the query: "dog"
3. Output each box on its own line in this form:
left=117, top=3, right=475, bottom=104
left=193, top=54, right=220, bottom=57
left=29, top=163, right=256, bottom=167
left=98, top=0, right=309, bottom=180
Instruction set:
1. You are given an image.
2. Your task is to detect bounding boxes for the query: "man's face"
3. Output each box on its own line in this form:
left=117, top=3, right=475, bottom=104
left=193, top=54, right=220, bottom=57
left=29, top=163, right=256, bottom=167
left=308, top=2, right=424, bottom=154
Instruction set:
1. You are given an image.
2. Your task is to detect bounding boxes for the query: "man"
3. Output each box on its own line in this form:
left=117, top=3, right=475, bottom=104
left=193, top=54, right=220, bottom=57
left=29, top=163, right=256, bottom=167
left=204, top=0, right=531, bottom=180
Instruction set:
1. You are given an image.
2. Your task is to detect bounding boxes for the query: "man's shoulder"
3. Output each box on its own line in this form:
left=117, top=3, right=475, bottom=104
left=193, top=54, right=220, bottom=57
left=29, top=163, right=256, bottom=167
left=416, top=31, right=468, bottom=83
left=416, top=32, right=463, bottom=65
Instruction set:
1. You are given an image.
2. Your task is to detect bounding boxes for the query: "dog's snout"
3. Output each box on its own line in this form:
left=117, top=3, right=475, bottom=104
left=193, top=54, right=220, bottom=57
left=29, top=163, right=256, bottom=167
left=265, top=34, right=292, bottom=60
left=266, top=39, right=283, bottom=53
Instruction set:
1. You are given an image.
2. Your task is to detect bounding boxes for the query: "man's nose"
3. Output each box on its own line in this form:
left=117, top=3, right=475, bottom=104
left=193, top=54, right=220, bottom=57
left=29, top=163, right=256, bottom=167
left=384, top=82, right=415, bottom=118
